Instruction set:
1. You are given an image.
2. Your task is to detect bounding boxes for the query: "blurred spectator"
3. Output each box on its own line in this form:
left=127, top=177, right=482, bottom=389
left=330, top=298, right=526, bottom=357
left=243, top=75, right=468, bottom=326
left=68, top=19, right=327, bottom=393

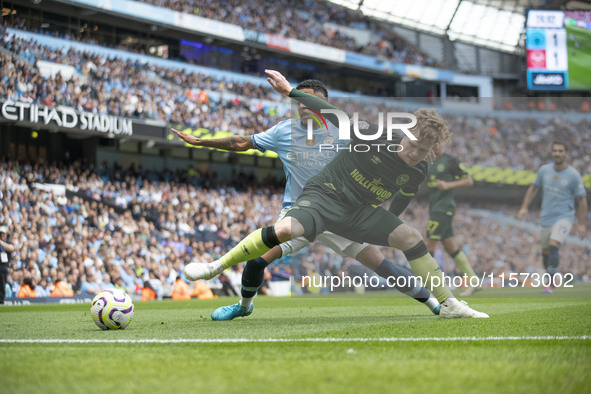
left=191, top=280, right=215, bottom=300
left=17, top=276, right=36, bottom=298
left=80, top=273, right=101, bottom=296
left=171, top=277, right=191, bottom=300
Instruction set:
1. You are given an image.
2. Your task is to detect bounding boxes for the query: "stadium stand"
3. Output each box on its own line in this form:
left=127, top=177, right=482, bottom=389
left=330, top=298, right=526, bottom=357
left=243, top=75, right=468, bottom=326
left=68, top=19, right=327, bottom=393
left=135, top=0, right=441, bottom=67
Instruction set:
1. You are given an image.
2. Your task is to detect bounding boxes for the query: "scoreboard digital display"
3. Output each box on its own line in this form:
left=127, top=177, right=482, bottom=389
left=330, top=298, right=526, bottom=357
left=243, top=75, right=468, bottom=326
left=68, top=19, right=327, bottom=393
left=526, top=10, right=591, bottom=91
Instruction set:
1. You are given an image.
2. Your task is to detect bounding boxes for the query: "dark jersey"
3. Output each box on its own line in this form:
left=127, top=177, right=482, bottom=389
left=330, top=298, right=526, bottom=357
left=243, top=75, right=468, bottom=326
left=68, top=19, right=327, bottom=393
left=427, top=153, right=467, bottom=216
left=288, top=88, right=427, bottom=208
left=308, top=131, right=428, bottom=207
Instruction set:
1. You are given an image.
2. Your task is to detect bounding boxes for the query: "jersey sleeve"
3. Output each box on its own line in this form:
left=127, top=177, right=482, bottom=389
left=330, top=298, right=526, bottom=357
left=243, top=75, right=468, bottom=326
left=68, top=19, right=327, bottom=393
left=574, top=173, right=587, bottom=197
left=449, top=156, right=468, bottom=178
left=289, top=89, right=345, bottom=128
left=251, top=123, right=281, bottom=153
left=389, top=166, right=425, bottom=216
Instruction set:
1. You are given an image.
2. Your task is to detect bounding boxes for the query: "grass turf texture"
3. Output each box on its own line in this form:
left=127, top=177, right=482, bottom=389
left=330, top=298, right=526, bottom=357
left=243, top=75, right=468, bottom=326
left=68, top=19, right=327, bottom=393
left=1, top=285, right=590, bottom=394
left=566, top=24, right=591, bottom=90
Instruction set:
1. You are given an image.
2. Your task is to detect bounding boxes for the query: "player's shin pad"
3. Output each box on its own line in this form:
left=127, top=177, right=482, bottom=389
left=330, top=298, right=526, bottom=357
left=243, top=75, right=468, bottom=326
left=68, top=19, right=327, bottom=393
left=452, top=250, right=477, bottom=279
left=219, top=227, right=280, bottom=269
left=404, top=242, right=453, bottom=302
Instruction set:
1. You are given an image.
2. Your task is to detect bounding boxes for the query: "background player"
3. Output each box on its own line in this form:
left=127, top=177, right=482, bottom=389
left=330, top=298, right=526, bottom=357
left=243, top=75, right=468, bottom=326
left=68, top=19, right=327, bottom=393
left=517, top=141, right=587, bottom=293
left=424, top=144, right=479, bottom=296
left=173, top=79, right=440, bottom=320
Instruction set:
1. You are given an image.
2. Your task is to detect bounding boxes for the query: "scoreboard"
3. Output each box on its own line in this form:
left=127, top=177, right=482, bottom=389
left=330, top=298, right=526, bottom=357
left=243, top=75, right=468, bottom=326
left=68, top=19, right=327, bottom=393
left=526, top=10, right=569, bottom=90
left=526, top=9, right=591, bottom=91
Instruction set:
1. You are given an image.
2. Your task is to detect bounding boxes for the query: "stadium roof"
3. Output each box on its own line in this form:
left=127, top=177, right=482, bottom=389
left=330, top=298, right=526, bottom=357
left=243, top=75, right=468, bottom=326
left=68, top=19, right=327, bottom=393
left=328, top=0, right=591, bottom=52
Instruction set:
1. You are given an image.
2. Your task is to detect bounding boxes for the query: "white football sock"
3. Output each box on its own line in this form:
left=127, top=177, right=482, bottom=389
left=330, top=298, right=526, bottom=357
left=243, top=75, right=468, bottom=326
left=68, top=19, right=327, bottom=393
left=240, top=295, right=255, bottom=308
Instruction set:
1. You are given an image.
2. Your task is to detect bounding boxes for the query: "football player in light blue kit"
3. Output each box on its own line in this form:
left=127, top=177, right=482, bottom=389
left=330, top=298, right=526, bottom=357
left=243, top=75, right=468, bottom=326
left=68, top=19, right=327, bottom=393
left=517, top=141, right=587, bottom=293
left=172, top=79, right=440, bottom=319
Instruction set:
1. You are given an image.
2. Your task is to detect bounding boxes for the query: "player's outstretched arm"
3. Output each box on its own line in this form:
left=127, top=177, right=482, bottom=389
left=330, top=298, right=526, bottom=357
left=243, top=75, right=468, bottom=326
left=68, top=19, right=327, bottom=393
left=171, top=128, right=254, bottom=152
left=517, top=184, right=539, bottom=220
left=436, top=175, right=474, bottom=191
left=265, top=69, right=343, bottom=128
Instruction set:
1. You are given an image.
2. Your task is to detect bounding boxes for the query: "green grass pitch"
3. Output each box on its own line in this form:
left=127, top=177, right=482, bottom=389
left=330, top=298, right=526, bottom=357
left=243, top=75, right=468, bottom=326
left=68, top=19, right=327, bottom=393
left=1, top=286, right=590, bottom=394
left=566, top=24, right=591, bottom=90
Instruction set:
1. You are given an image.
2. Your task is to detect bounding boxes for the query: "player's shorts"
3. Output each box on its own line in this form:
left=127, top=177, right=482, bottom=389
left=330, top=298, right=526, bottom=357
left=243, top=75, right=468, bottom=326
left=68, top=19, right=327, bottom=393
left=426, top=212, right=454, bottom=240
left=276, top=208, right=368, bottom=258
left=285, top=184, right=403, bottom=246
left=540, top=218, right=573, bottom=249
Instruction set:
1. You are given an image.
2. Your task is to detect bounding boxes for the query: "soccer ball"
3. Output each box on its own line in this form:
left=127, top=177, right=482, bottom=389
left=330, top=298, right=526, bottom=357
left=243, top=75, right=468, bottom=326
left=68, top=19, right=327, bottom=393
left=91, top=289, right=135, bottom=330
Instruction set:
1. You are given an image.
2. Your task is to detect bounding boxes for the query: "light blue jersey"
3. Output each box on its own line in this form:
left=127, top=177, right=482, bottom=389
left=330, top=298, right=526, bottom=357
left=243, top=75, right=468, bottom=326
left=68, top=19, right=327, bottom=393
left=251, top=119, right=348, bottom=208
left=532, top=163, right=587, bottom=227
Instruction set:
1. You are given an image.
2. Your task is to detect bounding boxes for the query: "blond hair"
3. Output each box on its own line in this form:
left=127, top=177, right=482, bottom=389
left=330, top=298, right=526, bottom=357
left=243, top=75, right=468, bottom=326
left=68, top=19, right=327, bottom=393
left=410, top=108, right=452, bottom=144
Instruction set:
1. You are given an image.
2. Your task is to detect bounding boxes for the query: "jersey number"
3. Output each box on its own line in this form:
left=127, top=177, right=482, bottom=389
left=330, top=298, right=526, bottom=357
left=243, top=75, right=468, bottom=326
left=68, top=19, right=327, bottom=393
left=427, top=220, right=440, bottom=234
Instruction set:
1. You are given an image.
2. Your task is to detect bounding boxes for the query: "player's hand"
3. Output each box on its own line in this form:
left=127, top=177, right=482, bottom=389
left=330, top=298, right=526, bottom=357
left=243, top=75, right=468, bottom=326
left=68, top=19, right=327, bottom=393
left=576, top=224, right=586, bottom=239
left=516, top=208, right=527, bottom=221
left=171, top=128, right=201, bottom=146
left=265, top=69, right=292, bottom=96
left=425, top=149, right=438, bottom=164
left=436, top=180, right=450, bottom=190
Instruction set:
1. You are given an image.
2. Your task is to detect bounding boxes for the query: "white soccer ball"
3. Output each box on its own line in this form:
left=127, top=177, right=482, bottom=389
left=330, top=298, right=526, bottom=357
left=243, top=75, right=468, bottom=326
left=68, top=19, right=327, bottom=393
left=90, top=289, right=135, bottom=330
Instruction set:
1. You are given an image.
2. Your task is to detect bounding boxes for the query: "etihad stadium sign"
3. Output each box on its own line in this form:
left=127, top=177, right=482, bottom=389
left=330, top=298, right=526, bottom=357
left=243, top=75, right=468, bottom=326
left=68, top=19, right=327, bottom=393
left=0, top=100, right=133, bottom=136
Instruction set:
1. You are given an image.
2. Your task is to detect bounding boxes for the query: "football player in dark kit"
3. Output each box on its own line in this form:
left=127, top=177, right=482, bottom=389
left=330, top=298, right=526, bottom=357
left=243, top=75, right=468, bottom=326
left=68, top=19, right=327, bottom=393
left=185, top=70, right=488, bottom=318
left=424, top=144, right=479, bottom=296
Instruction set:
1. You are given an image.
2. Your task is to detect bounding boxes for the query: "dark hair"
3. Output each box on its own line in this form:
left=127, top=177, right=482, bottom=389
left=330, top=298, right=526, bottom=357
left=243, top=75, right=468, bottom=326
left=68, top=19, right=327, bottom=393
left=296, top=79, right=328, bottom=98
left=552, top=141, right=568, bottom=151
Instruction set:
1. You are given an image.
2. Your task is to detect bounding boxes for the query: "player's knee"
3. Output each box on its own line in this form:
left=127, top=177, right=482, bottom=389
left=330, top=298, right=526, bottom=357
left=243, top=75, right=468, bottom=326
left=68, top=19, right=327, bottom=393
left=388, top=225, right=423, bottom=250
left=407, top=228, right=423, bottom=247
left=274, top=217, right=304, bottom=242
left=274, top=219, right=292, bottom=242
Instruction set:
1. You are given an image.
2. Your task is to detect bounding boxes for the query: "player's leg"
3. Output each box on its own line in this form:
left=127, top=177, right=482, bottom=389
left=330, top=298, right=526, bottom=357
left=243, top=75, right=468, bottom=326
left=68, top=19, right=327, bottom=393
left=424, top=237, right=438, bottom=255
left=211, top=246, right=282, bottom=321
left=317, top=232, right=440, bottom=314
left=335, top=206, right=487, bottom=318
left=212, top=204, right=313, bottom=320
left=442, top=236, right=478, bottom=295
left=386, top=223, right=452, bottom=303
left=356, top=245, right=441, bottom=314
left=385, top=224, right=488, bottom=318
left=546, top=239, right=562, bottom=291
left=540, top=226, right=551, bottom=292
left=184, top=217, right=302, bottom=281
left=544, top=219, right=572, bottom=292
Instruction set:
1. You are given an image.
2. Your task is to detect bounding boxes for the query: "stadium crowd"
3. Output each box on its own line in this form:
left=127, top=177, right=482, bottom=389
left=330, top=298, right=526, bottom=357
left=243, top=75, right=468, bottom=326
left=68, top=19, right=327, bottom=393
left=0, top=159, right=284, bottom=300
left=136, top=0, right=440, bottom=68
left=1, top=34, right=282, bottom=134
left=2, top=33, right=590, bottom=176
left=1, top=157, right=589, bottom=300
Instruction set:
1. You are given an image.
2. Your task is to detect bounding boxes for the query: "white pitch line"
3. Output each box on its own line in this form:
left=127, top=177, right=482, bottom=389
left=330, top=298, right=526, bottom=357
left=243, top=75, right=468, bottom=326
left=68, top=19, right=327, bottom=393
left=0, top=336, right=589, bottom=344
